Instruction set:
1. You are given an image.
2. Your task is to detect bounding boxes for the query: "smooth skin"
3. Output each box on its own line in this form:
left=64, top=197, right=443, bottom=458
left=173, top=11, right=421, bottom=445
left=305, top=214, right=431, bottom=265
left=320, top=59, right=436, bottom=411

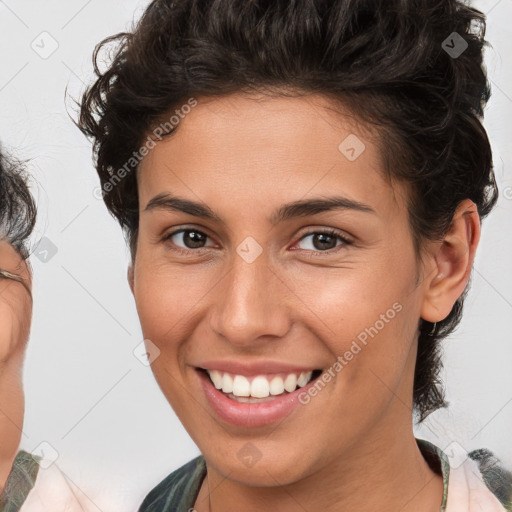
left=0, top=240, right=32, bottom=492
left=128, top=92, right=480, bottom=512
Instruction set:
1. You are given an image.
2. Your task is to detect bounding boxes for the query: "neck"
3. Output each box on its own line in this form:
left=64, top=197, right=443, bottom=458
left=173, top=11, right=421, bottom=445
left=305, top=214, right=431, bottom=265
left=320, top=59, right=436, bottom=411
left=197, top=414, right=443, bottom=512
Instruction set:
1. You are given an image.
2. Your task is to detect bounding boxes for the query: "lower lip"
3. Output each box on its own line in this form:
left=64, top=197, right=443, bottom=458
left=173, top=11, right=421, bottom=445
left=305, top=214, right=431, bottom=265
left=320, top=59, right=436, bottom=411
left=197, top=370, right=319, bottom=428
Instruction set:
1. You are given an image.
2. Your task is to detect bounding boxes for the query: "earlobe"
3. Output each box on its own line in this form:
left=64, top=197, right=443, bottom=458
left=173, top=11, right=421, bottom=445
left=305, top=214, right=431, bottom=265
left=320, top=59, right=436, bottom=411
left=420, top=199, right=481, bottom=323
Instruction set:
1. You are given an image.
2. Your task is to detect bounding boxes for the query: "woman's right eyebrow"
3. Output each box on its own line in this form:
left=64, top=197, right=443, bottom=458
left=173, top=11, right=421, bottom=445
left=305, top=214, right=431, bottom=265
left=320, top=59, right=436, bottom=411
left=144, top=193, right=221, bottom=221
left=144, top=193, right=377, bottom=224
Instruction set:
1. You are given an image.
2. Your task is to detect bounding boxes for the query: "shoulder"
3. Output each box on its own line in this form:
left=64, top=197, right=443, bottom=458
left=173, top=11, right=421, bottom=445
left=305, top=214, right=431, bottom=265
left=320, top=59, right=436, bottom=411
left=138, top=456, right=207, bottom=512
left=0, top=451, right=40, bottom=511
left=0, top=450, right=93, bottom=512
left=468, top=448, right=512, bottom=511
left=19, top=460, right=89, bottom=512
left=416, top=438, right=512, bottom=511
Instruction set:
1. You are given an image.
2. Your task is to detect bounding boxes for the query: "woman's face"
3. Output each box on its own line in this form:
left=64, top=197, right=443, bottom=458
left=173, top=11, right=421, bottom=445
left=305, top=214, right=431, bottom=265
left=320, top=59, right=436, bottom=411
left=130, top=93, right=435, bottom=485
left=0, top=240, right=32, bottom=364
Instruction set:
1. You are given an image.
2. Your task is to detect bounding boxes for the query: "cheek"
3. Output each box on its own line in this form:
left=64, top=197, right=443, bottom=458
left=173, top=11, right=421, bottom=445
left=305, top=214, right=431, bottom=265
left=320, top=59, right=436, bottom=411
left=133, top=256, right=196, bottom=329
left=295, top=255, right=420, bottom=393
left=288, top=253, right=415, bottom=341
left=0, top=303, right=15, bottom=361
left=0, top=296, right=32, bottom=361
left=132, top=256, right=216, bottom=372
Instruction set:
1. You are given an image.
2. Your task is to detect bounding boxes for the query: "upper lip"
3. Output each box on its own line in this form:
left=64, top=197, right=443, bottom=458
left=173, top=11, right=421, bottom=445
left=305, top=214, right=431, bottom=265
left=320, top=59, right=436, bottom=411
left=197, top=360, right=320, bottom=376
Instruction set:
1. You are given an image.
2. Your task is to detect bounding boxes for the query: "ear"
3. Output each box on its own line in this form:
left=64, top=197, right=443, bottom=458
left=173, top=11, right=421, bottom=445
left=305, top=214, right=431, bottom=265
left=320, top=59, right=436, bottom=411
left=127, top=265, right=135, bottom=295
left=420, top=199, right=481, bottom=323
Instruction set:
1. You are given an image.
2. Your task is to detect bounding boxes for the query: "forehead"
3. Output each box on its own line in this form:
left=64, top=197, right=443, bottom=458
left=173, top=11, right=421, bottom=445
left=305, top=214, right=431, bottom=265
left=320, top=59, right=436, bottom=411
left=137, top=92, right=406, bottom=220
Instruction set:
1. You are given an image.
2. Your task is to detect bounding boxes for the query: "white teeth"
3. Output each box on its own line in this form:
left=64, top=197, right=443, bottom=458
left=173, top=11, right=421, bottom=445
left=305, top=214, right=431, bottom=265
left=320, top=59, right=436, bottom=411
left=269, top=376, right=285, bottom=396
left=284, top=374, right=298, bottom=392
left=232, top=375, right=251, bottom=397
left=209, top=370, right=222, bottom=389
left=297, top=371, right=312, bottom=387
left=250, top=376, right=270, bottom=398
left=221, top=373, right=233, bottom=394
left=206, top=370, right=316, bottom=398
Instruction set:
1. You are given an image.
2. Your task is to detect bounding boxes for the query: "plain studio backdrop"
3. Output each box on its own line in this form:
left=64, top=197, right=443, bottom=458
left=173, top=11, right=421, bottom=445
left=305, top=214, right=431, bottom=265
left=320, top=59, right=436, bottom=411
left=0, top=1, right=511, bottom=510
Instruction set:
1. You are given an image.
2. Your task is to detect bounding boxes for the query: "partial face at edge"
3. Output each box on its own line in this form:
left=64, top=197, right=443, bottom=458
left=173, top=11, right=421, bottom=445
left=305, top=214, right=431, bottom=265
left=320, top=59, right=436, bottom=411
left=0, top=240, right=32, bottom=364
left=129, top=93, right=435, bottom=485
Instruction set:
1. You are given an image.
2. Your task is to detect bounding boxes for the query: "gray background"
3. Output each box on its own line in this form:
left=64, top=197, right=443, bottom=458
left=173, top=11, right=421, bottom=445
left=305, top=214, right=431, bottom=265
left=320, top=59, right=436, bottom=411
left=0, top=1, right=510, bottom=510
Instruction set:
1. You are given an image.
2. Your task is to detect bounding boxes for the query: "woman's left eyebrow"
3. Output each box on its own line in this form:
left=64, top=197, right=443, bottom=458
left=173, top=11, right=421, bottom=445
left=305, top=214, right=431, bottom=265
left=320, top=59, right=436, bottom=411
left=269, top=196, right=376, bottom=224
left=144, top=193, right=376, bottom=224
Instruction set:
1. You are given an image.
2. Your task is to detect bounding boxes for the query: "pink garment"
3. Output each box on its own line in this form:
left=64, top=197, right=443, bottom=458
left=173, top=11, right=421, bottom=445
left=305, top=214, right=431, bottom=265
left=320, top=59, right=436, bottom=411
left=446, top=456, right=507, bottom=512
left=19, top=460, right=94, bottom=512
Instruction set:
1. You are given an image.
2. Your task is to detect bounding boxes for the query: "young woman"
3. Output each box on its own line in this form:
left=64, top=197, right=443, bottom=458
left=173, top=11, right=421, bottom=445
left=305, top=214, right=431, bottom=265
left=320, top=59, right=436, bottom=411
left=78, top=0, right=512, bottom=510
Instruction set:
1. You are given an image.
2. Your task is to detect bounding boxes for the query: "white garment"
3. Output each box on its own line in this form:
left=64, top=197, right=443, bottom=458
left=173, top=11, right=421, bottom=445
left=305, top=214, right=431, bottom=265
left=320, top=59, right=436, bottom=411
left=446, top=455, right=507, bottom=512
left=17, top=449, right=510, bottom=511
left=19, top=460, right=93, bottom=512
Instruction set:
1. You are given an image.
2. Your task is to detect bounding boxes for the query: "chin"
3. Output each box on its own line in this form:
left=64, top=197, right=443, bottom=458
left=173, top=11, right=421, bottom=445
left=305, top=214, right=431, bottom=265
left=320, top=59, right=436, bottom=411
left=200, top=437, right=318, bottom=487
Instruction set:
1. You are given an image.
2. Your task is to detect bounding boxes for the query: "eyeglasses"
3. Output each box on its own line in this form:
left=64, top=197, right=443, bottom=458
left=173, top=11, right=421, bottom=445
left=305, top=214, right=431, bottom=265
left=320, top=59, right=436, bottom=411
left=0, top=269, right=23, bottom=282
left=0, top=268, right=32, bottom=297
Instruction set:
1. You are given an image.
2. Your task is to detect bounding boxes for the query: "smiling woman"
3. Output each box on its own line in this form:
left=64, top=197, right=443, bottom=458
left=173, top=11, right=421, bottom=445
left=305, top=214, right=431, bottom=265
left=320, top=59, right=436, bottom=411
left=77, top=0, right=511, bottom=511
left=0, top=148, right=35, bottom=496
left=0, top=148, right=91, bottom=511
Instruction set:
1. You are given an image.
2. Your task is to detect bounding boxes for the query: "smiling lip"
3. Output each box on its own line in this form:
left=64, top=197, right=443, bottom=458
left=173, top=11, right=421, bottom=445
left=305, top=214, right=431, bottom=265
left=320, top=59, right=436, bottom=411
left=196, top=360, right=323, bottom=428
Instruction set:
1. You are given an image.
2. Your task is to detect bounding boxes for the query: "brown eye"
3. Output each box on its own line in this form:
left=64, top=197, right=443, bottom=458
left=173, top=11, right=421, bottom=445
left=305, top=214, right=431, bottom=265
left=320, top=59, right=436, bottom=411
left=164, top=229, right=211, bottom=250
left=295, top=230, right=351, bottom=253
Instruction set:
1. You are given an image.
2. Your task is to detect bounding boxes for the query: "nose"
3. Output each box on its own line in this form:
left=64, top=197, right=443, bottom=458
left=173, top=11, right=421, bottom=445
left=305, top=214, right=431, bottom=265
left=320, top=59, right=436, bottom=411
left=208, top=248, right=291, bottom=347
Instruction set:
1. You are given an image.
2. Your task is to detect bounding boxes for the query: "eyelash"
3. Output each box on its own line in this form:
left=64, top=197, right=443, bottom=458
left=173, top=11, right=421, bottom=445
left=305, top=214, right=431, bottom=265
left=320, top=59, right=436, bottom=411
left=294, top=229, right=353, bottom=257
left=162, top=228, right=352, bottom=257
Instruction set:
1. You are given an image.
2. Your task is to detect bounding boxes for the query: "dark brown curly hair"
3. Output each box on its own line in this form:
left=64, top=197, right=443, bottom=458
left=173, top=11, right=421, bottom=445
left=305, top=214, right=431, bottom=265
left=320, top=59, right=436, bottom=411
left=77, top=0, right=498, bottom=421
